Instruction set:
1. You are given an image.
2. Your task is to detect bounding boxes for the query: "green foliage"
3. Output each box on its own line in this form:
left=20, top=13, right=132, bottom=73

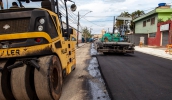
left=116, top=10, right=145, bottom=32
left=167, top=17, right=171, bottom=21
left=129, top=20, right=134, bottom=31
left=119, top=11, right=130, bottom=17
left=158, top=18, right=164, bottom=23
left=131, top=10, right=145, bottom=19
left=158, top=18, right=171, bottom=23
left=82, top=27, right=93, bottom=42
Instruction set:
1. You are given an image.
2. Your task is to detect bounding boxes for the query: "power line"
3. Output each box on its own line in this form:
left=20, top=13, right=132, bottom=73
left=59, top=9, right=76, bottom=23
left=90, top=20, right=113, bottom=22
left=83, top=16, right=114, bottom=17
left=58, top=0, right=77, bottom=24
left=167, top=2, right=172, bottom=4
left=82, top=18, right=104, bottom=27
left=58, top=1, right=77, bottom=25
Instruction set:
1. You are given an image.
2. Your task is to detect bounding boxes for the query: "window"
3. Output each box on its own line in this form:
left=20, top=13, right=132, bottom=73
left=48, top=16, right=58, bottom=38
left=52, top=15, right=57, bottom=26
left=143, top=21, right=146, bottom=27
left=147, top=19, right=150, bottom=22
left=149, top=33, right=156, bottom=37
left=151, top=17, right=155, bottom=25
left=71, top=37, right=76, bottom=41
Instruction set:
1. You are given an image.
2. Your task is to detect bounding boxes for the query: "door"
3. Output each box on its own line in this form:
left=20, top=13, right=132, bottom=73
left=162, top=31, right=169, bottom=46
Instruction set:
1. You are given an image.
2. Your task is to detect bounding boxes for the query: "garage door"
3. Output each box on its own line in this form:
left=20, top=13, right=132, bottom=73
left=162, top=31, right=169, bottom=46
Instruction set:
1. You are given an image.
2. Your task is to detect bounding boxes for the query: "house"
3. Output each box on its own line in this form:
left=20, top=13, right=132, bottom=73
left=92, top=29, right=106, bottom=41
left=93, top=34, right=102, bottom=39
left=133, top=3, right=172, bottom=46
left=156, top=20, right=172, bottom=46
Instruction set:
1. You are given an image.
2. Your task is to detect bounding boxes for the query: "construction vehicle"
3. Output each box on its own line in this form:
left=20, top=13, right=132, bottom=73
left=96, top=32, right=135, bottom=54
left=0, top=0, right=77, bottom=100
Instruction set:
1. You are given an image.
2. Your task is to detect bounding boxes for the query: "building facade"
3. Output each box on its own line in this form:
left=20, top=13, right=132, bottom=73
left=149, top=20, right=172, bottom=46
left=133, top=4, right=172, bottom=46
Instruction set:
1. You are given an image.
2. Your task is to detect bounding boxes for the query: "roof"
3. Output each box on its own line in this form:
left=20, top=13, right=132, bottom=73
left=133, top=7, right=172, bottom=22
left=133, top=10, right=156, bottom=22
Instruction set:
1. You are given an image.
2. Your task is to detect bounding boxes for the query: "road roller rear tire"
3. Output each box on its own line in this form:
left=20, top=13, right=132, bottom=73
left=0, top=60, right=8, bottom=100
left=34, top=55, right=63, bottom=100
left=1, top=59, right=16, bottom=100
left=11, top=63, right=39, bottom=100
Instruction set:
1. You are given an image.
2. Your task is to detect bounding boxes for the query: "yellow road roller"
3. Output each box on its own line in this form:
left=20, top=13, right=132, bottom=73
left=0, top=0, right=77, bottom=99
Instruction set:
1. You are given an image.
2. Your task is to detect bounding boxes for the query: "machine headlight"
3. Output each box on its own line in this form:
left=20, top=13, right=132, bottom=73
left=39, top=18, right=45, bottom=24
left=38, top=25, right=43, bottom=31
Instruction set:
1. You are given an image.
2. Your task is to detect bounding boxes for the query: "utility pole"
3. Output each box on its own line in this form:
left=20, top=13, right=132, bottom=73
left=6, top=0, right=8, bottom=9
left=77, top=11, right=79, bottom=47
left=90, top=28, right=92, bottom=34
left=112, top=16, right=115, bottom=34
left=76, top=11, right=92, bottom=47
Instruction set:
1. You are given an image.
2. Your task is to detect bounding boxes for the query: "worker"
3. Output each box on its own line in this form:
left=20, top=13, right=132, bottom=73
left=10, top=2, right=19, bottom=8
left=0, top=0, right=4, bottom=10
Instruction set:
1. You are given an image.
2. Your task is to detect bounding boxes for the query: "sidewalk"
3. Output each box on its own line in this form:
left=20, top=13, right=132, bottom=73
left=76, top=43, right=86, bottom=49
left=135, top=46, right=172, bottom=60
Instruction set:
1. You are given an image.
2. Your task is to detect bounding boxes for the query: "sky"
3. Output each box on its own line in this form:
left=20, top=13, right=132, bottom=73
left=1, top=0, right=172, bottom=34
left=69, top=0, right=172, bottom=34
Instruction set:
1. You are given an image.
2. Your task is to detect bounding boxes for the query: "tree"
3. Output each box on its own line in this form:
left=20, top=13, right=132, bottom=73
left=119, top=11, right=131, bottom=17
left=116, top=10, right=145, bottom=34
left=130, top=10, right=145, bottom=33
left=131, top=10, right=145, bottom=19
left=82, top=27, right=92, bottom=42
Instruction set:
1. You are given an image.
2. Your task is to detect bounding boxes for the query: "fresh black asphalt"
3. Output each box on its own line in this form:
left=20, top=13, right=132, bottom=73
left=97, top=51, right=172, bottom=100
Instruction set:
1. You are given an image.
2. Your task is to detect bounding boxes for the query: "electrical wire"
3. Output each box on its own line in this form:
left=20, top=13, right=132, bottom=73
left=83, top=16, right=114, bottom=17
left=58, top=0, right=77, bottom=24
left=90, top=20, right=113, bottom=22
left=82, top=18, right=104, bottom=27
left=59, top=10, right=77, bottom=24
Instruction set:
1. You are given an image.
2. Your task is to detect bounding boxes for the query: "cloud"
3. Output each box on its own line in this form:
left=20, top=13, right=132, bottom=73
left=102, top=0, right=126, bottom=3
left=1, top=0, right=172, bottom=34
left=73, top=0, right=172, bottom=34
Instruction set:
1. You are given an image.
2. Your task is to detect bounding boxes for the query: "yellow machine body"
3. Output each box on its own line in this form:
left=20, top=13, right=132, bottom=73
left=0, top=8, right=76, bottom=75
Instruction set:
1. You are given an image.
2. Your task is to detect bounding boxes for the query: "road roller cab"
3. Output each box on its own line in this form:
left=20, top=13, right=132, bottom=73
left=0, top=0, right=77, bottom=100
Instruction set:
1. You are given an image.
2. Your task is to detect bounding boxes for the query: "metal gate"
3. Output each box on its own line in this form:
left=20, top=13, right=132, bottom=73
left=127, top=34, right=148, bottom=46
left=162, top=31, right=169, bottom=46
left=170, top=30, right=172, bottom=44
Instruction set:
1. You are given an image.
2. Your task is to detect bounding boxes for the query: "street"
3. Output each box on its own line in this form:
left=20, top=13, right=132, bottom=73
left=59, top=43, right=172, bottom=100
left=97, top=51, right=172, bottom=100
left=1, top=0, right=172, bottom=100
left=60, top=43, right=110, bottom=100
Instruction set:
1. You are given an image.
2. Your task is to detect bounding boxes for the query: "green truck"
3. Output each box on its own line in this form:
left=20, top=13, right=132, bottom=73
left=96, top=32, right=135, bottom=54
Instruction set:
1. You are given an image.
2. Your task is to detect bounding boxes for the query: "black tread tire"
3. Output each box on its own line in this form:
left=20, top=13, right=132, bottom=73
left=0, top=61, right=7, bottom=100
left=11, top=63, right=38, bottom=100
left=1, top=59, right=16, bottom=100
left=34, top=55, right=63, bottom=100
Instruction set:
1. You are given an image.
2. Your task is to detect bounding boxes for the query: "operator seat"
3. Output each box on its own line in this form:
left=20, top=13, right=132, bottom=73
left=41, top=0, right=52, bottom=11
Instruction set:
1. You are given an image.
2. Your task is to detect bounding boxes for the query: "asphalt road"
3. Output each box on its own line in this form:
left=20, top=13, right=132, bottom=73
left=97, top=52, right=172, bottom=100
left=59, top=44, right=91, bottom=100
